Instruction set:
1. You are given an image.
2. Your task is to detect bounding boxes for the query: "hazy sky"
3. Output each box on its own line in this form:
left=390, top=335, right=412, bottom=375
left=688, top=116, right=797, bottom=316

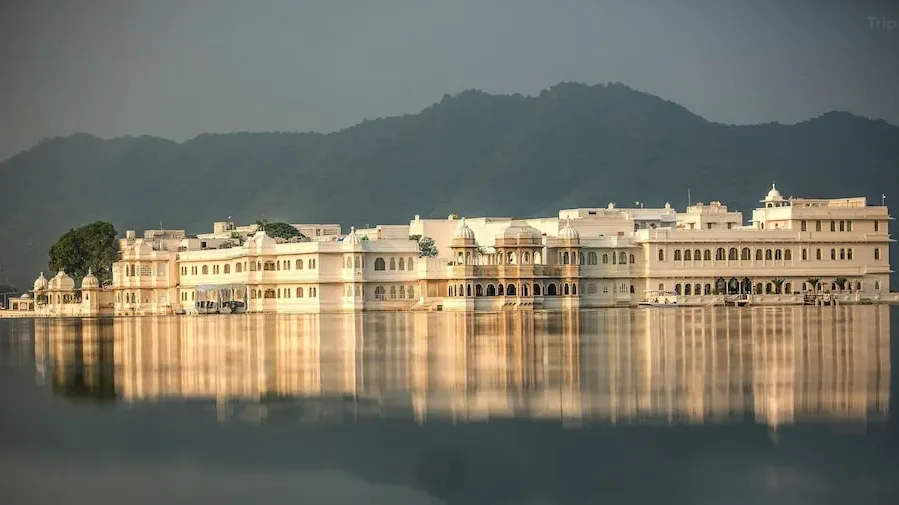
left=1, top=0, right=898, bottom=161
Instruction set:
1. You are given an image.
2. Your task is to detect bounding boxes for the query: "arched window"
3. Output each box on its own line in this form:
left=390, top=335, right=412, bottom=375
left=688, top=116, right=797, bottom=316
left=728, top=248, right=737, bottom=260
left=308, top=259, right=315, bottom=269
left=563, top=283, right=570, bottom=295
left=839, top=220, right=845, bottom=231
left=508, top=252, right=515, bottom=264
left=704, top=284, right=711, bottom=295
left=390, top=286, right=397, bottom=299
left=389, top=258, right=396, bottom=270
left=674, top=250, right=682, bottom=261
left=784, top=282, right=792, bottom=293
left=487, top=284, right=496, bottom=296
left=684, top=284, right=691, bottom=295
left=498, top=284, right=504, bottom=296
left=466, top=284, right=472, bottom=297
left=534, top=252, right=541, bottom=264
left=658, top=249, right=665, bottom=261
left=507, top=284, right=516, bottom=296
left=602, top=254, right=609, bottom=264
left=830, top=221, right=836, bottom=232
left=775, top=249, right=782, bottom=260
left=476, top=284, right=483, bottom=296
left=580, top=252, right=585, bottom=265
left=630, top=285, right=635, bottom=294
left=264, top=289, right=276, bottom=299
left=694, top=283, right=701, bottom=295
left=703, top=249, right=711, bottom=261
left=684, top=249, right=692, bottom=261
left=522, top=251, right=531, bottom=264
left=675, top=284, right=682, bottom=295
left=223, top=264, right=230, bottom=274
left=345, top=257, right=352, bottom=269
left=572, top=284, right=578, bottom=295
left=264, top=261, right=276, bottom=271
left=547, top=283, right=557, bottom=296
left=374, top=286, right=385, bottom=300
left=236, top=263, right=242, bottom=273
left=847, top=248, right=853, bottom=260
left=629, top=254, right=635, bottom=264
left=619, top=252, right=626, bottom=264
left=374, top=258, right=386, bottom=271
left=715, top=248, right=725, bottom=260
left=765, top=249, right=773, bottom=260
left=741, top=248, right=750, bottom=260
left=588, top=252, right=597, bottom=265
left=533, top=283, right=541, bottom=296
left=293, top=259, right=301, bottom=269
left=407, top=286, right=415, bottom=299
left=522, top=284, right=529, bottom=296
left=562, top=252, right=570, bottom=265
left=399, top=257, right=405, bottom=270
left=784, top=249, right=792, bottom=260
left=612, top=252, right=617, bottom=264
left=407, top=258, right=414, bottom=269
left=839, top=248, right=845, bottom=260
left=202, top=265, right=208, bottom=275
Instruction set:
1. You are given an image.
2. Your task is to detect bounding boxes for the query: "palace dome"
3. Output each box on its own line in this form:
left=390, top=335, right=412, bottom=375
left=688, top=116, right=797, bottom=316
left=453, top=218, right=476, bottom=240
left=502, top=220, right=543, bottom=241
left=558, top=219, right=579, bottom=240
left=33, top=272, right=48, bottom=292
left=48, top=270, right=75, bottom=292
left=765, top=184, right=783, bottom=201
left=342, top=226, right=363, bottom=246
left=81, top=269, right=99, bottom=290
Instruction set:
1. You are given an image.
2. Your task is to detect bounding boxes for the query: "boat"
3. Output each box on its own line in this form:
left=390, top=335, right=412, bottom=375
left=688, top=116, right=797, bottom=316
left=638, top=290, right=678, bottom=307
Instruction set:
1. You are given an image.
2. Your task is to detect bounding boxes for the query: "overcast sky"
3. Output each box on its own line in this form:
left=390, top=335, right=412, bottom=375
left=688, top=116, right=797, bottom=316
left=1, top=0, right=898, bottom=162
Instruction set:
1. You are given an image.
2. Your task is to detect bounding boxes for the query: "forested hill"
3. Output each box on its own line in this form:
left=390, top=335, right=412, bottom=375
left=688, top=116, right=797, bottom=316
left=1, top=82, right=897, bottom=291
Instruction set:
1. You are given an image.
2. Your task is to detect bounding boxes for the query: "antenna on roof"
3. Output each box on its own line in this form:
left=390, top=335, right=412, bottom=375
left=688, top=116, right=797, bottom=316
left=882, top=193, right=887, bottom=206
left=687, top=188, right=691, bottom=207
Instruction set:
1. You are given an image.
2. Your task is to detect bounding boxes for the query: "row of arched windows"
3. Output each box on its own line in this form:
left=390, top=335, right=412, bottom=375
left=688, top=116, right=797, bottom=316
left=446, top=282, right=579, bottom=297
left=373, top=285, right=416, bottom=300
left=661, top=247, right=794, bottom=262
left=180, top=258, right=319, bottom=276
left=564, top=251, right=636, bottom=265
left=585, top=283, right=634, bottom=295
left=800, top=219, right=853, bottom=232
left=373, top=257, right=416, bottom=271
left=248, top=286, right=317, bottom=299
left=117, top=292, right=141, bottom=304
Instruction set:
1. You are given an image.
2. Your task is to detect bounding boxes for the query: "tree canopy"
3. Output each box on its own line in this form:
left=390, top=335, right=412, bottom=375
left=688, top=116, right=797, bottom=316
left=261, top=221, right=306, bottom=240
left=418, top=236, right=438, bottom=258
left=48, top=221, right=118, bottom=286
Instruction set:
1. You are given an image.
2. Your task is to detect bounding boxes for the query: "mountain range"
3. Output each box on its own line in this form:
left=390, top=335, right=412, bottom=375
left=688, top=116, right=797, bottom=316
left=1, top=82, right=897, bottom=292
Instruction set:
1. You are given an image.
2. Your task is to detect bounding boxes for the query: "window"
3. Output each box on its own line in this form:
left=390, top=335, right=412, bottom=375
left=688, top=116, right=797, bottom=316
left=408, top=286, right=415, bottom=299
left=310, top=287, right=316, bottom=297
left=619, top=252, right=626, bottom=264
left=875, top=281, right=881, bottom=291
left=802, top=249, right=808, bottom=260
left=830, top=221, right=835, bottom=232
left=814, top=220, right=821, bottom=231
left=399, top=258, right=405, bottom=270
left=674, top=250, right=682, bottom=261
left=831, top=248, right=836, bottom=260
left=785, top=249, right=792, bottom=260
left=296, top=287, right=304, bottom=298
left=847, top=220, right=852, bottom=231
left=703, top=249, right=711, bottom=261
left=816, top=248, right=822, bottom=260
left=374, top=258, right=386, bottom=271
left=847, top=248, right=853, bottom=260
left=839, top=221, right=845, bottom=232
left=407, top=258, right=414, bottom=270
left=236, top=263, right=242, bottom=273
left=874, top=221, right=879, bottom=232
left=715, top=248, right=725, bottom=261
left=308, top=259, right=315, bottom=269
left=801, top=220, right=807, bottom=232
left=588, top=252, right=597, bottom=265
left=728, top=248, right=737, bottom=260
left=296, top=259, right=303, bottom=269
left=684, top=249, right=692, bottom=261
left=706, top=223, right=712, bottom=230
left=774, top=249, right=782, bottom=260
left=374, top=286, right=385, bottom=300
left=602, top=254, right=609, bottom=264
left=224, top=264, right=230, bottom=274
left=840, top=248, right=845, bottom=260
left=741, top=248, right=750, bottom=260
left=658, top=249, right=665, bottom=261
left=629, top=254, right=635, bottom=264
left=390, top=258, right=396, bottom=270
left=202, top=265, right=208, bottom=275
left=765, top=249, right=772, bottom=261
left=390, top=286, right=397, bottom=299
left=874, top=248, right=881, bottom=260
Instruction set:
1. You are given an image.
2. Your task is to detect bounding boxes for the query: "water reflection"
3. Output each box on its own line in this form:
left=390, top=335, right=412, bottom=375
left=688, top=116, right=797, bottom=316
left=33, top=306, right=890, bottom=427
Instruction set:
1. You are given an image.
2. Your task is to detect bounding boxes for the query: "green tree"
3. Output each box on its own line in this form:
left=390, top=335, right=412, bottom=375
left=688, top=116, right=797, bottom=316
left=418, top=236, right=438, bottom=258
left=834, top=277, right=847, bottom=291
left=772, top=277, right=785, bottom=294
left=48, top=221, right=118, bottom=286
left=806, top=277, right=821, bottom=293
left=262, top=222, right=306, bottom=240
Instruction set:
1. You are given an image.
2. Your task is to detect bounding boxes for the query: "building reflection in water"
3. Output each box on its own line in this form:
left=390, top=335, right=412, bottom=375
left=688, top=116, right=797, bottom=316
left=32, top=306, right=890, bottom=427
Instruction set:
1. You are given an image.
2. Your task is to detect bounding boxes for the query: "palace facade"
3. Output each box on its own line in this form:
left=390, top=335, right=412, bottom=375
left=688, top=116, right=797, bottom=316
left=24, top=185, right=896, bottom=316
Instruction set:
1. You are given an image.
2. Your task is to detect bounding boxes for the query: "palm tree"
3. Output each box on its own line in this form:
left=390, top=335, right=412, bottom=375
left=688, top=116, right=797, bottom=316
left=772, top=277, right=785, bottom=294
left=834, top=277, right=847, bottom=291
left=806, top=277, right=820, bottom=294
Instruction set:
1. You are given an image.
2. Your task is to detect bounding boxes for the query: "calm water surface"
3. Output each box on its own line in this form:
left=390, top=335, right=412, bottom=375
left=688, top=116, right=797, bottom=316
left=0, top=306, right=897, bottom=504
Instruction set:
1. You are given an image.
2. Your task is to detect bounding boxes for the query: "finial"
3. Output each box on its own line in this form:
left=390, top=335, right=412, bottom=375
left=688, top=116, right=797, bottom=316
left=350, top=226, right=355, bottom=233
left=460, top=217, right=466, bottom=225
left=88, top=268, right=92, bottom=275
left=772, top=181, right=776, bottom=189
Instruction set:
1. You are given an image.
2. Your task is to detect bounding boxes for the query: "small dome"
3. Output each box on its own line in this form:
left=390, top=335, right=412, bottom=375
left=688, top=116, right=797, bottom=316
left=453, top=218, right=476, bottom=240
left=764, top=183, right=783, bottom=201
left=607, top=202, right=615, bottom=209
left=342, top=226, right=363, bottom=246
left=20, top=293, right=32, bottom=300
left=33, top=272, right=48, bottom=292
left=81, top=269, right=99, bottom=290
left=502, top=220, right=543, bottom=241
left=558, top=219, right=579, bottom=240
left=48, top=270, right=75, bottom=292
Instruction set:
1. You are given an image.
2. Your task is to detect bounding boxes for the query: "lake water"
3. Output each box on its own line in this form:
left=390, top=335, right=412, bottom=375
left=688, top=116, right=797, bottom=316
left=0, top=306, right=896, bottom=504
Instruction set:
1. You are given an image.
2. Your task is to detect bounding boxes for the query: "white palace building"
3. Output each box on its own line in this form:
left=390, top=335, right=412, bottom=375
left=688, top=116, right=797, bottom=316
left=20, top=185, right=897, bottom=316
